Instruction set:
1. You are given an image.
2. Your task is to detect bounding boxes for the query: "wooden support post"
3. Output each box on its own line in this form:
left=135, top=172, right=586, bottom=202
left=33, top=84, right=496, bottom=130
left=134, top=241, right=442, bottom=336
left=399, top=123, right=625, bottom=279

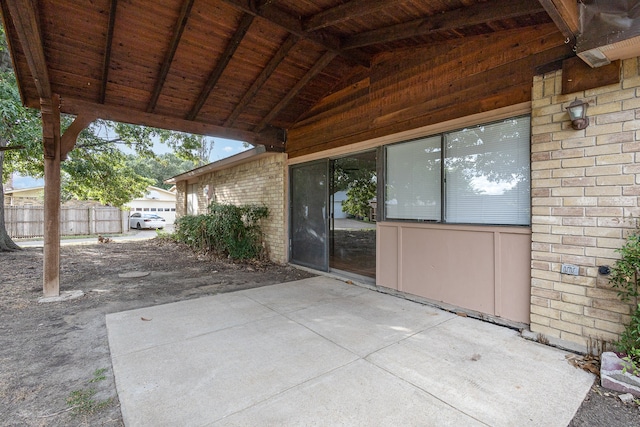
left=41, top=95, right=62, bottom=297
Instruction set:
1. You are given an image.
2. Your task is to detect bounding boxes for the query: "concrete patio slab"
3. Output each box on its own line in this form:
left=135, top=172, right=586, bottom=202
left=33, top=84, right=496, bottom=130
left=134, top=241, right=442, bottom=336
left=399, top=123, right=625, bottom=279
left=368, top=315, right=594, bottom=426
left=107, top=292, right=278, bottom=357
left=287, top=289, right=455, bottom=357
left=209, top=359, right=484, bottom=427
left=107, top=276, right=595, bottom=426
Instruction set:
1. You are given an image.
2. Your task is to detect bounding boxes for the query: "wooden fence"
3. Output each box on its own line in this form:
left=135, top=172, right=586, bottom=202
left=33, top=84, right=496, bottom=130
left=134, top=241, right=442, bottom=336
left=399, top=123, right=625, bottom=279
left=4, top=206, right=128, bottom=239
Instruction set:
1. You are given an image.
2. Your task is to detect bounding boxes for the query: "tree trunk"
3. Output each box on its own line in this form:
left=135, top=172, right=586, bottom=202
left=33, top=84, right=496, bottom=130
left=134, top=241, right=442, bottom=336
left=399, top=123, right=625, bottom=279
left=0, top=137, right=21, bottom=251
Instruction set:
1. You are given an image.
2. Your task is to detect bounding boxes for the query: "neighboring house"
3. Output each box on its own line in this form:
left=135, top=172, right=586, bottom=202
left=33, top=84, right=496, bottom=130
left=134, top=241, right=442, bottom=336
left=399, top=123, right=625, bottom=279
left=332, top=191, right=347, bottom=219
left=3, top=186, right=102, bottom=208
left=3, top=186, right=44, bottom=206
left=125, top=186, right=177, bottom=225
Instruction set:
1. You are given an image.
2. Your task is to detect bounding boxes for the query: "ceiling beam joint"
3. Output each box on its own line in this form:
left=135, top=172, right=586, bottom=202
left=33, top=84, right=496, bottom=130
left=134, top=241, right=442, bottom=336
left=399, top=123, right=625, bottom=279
left=220, top=0, right=370, bottom=68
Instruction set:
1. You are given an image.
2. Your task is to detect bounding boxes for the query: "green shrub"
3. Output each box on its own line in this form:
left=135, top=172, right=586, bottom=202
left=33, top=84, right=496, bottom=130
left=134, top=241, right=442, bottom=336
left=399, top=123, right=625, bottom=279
left=173, top=202, right=269, bottom=260
left=609, top=227, right=640, bottom=373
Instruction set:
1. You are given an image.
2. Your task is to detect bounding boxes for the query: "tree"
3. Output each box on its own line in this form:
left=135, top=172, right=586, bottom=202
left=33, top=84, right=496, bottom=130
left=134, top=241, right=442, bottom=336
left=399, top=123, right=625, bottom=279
left=194, top=136, right=215, bottom=166
left=342, top=178, right=376, bottom=220
left=0, top=27, right=208, bottom=251
left=0, top=42, right=41, bottom=251
left=332, top=155, right=377, bottom=220
left=125, top=153, right=197, bottom=190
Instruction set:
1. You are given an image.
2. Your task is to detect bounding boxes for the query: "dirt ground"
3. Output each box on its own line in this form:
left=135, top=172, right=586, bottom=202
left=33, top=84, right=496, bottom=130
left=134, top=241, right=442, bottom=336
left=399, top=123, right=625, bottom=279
left=0, top=238, right=638, bottom=426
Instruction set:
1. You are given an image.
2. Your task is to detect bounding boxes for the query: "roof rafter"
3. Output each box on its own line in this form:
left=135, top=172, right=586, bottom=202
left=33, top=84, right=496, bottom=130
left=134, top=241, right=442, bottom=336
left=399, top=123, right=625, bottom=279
left=147, top=0, right=195, bottom=113
left=342, top=0, right=546, bottom=50
left=224, top=34, right=299, bottom=127
left=220, top=0, right=370, bottom=68
left=303, top=0, right=390, bottom=32
left=99, top=0, right=117, bottom=104
left=186, top=12, right=254, bottom=121
left=255, top=51, right=337, bottom=133
left=3, top=0, right=51, bottom=99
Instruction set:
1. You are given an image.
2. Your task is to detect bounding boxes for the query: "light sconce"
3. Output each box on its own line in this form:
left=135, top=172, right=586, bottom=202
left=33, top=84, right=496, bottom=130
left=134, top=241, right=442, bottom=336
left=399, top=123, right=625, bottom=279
left=565, top=98, right=589, bottom=130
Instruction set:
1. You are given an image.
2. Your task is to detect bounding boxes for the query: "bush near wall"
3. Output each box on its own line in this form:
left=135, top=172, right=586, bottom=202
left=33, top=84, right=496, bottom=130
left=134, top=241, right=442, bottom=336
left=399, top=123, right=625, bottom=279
left=173, top=202, right=269, bottom=260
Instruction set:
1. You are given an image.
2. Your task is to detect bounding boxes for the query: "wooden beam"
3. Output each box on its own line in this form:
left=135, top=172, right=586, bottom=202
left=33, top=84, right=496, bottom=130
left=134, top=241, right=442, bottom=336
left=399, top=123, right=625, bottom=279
left=342, top=0, right=546, bottom=50
left=99, top=0, right=117, bottom=104
left=41, top=94, right=61, bottom=297
left=59, top=97, right=286, bottom=147
left=224, top=34, right=299, bottom=127
left=186, top=13, right=254, bottom=120
left=304, top=0, right=390, bottom=32
left=60, top=113, right=97, bottom=159
left=0, top=1, right=28, bottom=105
left=4, top=0, right=51, bottom=99
left=220, top=0, right=370, bottom=68
left=562, top=57, right=620, bottom=95
left=537, top=0, right=579, bottom=41
left=255, top=51, right=337, bottom=132
left=147, top=0, right=195, bottom=113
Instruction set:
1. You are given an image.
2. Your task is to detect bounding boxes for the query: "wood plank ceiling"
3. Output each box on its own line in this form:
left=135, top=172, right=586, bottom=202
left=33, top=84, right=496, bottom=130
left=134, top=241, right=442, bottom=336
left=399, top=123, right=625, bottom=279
left=1, top=0, right=555, bottom=151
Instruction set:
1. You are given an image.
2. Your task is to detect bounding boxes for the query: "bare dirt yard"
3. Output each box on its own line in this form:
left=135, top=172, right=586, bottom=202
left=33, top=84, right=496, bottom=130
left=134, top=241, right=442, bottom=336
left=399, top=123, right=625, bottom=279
left=0, top=238, right=313, bottom=426
left=0, top=237, right=638, bottom=426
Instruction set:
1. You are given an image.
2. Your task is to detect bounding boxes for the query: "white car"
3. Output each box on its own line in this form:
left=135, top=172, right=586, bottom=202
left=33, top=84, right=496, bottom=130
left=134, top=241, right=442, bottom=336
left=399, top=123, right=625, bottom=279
left=129, top=213, right=165, bottom=230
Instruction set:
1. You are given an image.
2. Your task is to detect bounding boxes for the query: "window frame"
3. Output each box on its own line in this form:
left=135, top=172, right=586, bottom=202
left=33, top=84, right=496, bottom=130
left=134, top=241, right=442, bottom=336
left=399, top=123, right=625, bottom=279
left=383, top=115, right=531, bottom=226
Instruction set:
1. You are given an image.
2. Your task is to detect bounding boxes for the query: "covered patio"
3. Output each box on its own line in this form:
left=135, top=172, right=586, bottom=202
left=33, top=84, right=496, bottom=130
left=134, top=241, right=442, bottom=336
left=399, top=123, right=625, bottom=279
left=2, top=0, right=591, bottom=297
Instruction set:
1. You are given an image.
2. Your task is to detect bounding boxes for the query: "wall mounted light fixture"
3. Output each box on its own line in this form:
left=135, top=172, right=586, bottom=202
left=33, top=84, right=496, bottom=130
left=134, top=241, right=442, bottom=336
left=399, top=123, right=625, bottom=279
left=565, top=98, right=590, bottom=130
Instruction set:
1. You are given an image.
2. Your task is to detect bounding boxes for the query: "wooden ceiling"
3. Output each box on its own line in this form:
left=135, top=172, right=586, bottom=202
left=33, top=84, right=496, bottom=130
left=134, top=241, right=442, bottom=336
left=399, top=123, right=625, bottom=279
left=1, top=0, right=568, bottom=150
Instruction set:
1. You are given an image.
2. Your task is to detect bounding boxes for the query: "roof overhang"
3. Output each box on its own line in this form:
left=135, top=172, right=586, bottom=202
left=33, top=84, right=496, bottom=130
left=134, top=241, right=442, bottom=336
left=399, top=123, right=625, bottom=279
left=166, top=145, right=275, bottom=183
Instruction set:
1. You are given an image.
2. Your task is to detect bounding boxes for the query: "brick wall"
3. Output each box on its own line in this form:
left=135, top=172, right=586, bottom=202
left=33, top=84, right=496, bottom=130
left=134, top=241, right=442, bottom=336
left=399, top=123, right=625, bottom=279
left=530, top=58, right=640, bottom=351
left=195, top=153, right=288, bottom=264
left=175, top=181, right=187, bottom=217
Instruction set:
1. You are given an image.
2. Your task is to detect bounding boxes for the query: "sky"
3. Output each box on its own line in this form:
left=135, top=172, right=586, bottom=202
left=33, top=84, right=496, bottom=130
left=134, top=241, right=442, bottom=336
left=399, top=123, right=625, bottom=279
left=128, top=135, right=249, bottom=162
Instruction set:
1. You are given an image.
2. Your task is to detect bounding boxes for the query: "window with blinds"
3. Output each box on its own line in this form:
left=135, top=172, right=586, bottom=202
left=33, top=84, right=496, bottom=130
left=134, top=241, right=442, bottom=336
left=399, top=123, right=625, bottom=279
left=384, top=116, right=530, bottom=226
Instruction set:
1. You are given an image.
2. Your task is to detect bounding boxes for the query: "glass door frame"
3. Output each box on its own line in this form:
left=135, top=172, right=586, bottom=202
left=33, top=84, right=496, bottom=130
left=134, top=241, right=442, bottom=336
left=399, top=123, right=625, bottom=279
left=289, top=160, right=330, bottom=271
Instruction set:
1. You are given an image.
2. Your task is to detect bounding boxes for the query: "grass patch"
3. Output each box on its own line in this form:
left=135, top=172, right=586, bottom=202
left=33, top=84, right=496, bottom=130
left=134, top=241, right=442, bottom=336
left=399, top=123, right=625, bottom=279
left=66, top=368, right=112, bottom=416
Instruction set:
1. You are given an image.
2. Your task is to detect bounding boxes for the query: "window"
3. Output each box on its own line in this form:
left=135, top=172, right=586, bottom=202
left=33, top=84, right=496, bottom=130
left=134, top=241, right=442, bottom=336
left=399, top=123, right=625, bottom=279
left=187, top=184, right=198, bottom=215
left=384, top=116, right=530, bottom=226
left=386, top=136, right=441, bottom=221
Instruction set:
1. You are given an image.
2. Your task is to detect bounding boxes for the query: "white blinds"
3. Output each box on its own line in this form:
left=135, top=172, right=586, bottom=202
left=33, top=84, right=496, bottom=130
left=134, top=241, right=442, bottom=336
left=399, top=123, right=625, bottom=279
left=445, top=117, right=530, bottom=225
left=385, top=136, right=441, bottom=220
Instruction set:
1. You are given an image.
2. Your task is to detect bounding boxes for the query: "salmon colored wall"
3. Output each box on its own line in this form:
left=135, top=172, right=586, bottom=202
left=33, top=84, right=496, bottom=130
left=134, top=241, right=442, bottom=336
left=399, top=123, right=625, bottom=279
left=377, top=222, right=531, bottom=324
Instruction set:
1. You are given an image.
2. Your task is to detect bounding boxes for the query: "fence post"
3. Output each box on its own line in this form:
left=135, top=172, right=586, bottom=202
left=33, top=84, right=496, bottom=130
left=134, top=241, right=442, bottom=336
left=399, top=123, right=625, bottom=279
left=90, top=207, right=96, bottom=235
left=121, top=209, right=128, bottom=233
